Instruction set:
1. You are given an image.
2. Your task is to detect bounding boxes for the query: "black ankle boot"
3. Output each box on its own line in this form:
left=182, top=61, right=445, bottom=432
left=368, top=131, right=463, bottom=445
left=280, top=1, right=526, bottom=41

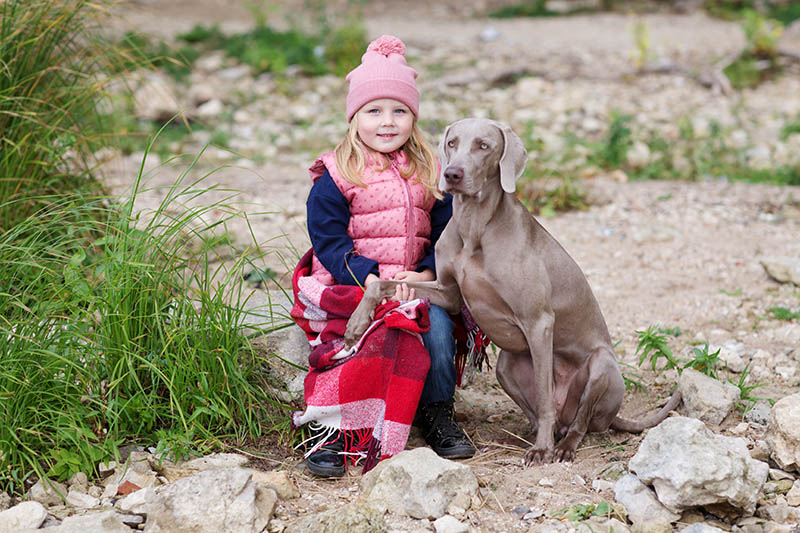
left=306, top=431, right=346, bottom=477
left=416, top=400, right=476, bottom=459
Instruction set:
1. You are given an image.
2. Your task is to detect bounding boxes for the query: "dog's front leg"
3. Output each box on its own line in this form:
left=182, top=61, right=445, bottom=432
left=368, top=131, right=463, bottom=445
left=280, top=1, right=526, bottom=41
left=343, top=280, right=460, bottom=348
left=523, top=312, right=557, bottom=465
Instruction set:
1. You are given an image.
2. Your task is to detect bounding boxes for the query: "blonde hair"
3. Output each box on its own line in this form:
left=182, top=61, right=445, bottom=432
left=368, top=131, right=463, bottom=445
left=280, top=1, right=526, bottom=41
left=334, top=116, right=442, bottom=200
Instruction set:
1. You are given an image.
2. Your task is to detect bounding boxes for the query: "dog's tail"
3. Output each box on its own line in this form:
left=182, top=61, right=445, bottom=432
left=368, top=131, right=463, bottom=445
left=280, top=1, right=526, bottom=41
left=610, top=389, right=682, bottom=433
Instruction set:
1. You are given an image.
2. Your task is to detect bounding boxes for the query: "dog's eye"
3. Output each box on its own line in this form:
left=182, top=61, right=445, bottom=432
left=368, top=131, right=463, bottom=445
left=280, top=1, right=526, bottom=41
left=447, top=140, right=455, bottom=148
left=480, top=142, right=489, bottom=150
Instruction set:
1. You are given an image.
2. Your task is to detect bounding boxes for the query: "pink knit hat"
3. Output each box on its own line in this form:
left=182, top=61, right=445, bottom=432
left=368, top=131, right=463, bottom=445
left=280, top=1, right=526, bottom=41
left=345, top=35, right=419, bottom=122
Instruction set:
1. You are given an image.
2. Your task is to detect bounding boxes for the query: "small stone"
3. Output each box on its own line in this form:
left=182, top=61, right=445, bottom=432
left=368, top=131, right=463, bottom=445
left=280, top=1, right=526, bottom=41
left=68, top=471, right=89, bottom=492
left=28, top=478, right=67, bottom=507
left=66, top=489, right=100, bottom=509
left=511, top=505, right=530, bottom=518
left=433, top=515, right=469, bottom=533
left=117, top=480, right=142, bottom=496
left=0, top=492, right=11, bottom=511
left=592, top=479, right=615, bottom=492
left=768, top=468, right=795, bottom=481
left=523, top=508, right=544, bottom=520
left=756, top=504, right=791, bottom=523
left=538, top=477, right=555, bottom=487
left=786, top=480, right=800, bottom=506
left=764, top=479, right=794, bottom=494
left=0, top=501, right=48, bottom=530
left=746, top=401, right=772, bottom=427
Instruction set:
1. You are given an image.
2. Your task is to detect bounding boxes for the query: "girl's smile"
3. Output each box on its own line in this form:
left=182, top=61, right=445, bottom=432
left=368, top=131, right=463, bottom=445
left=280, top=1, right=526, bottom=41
left=355, top=98, right=414, bottom=154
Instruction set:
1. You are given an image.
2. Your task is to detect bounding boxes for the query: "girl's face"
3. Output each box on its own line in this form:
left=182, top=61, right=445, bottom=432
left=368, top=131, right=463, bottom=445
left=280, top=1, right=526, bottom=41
left=355, top=98, right=414, bottom=154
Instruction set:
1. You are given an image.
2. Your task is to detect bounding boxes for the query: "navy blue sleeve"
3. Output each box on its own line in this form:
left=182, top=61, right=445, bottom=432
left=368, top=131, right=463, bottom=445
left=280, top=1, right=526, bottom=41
left=416, top=193, right=453, bottom=274
left=306, top=171, right=379, bottom=286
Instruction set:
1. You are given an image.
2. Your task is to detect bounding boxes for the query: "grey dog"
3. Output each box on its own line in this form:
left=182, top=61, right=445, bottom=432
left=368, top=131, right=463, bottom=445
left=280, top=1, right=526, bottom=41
left=345, top=118, right=680, bottom=464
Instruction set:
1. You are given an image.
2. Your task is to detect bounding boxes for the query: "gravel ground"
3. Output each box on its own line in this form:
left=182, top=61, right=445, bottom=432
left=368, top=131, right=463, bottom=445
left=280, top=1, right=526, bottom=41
left=106, top=2, right=800, bottom=531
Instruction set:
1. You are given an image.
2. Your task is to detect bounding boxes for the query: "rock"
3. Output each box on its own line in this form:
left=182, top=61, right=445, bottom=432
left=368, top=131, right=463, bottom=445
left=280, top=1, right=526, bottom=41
left=613, top=474, right=681, bottom=525
left=769, top=323, right=800, bottom=345
left=0, top=492, right=10, bottom=511
left=194, top=98, right=224, bottom=118
left=766, top=393, right=800, bottom=472
left=786, top=480, right=800, bottom=506
left=592, top=479, right=615, bottom=492
left=628, top=416, right=768, bottom=515
left=188, top=83, right=216, bottom=106
left=152, top=453, right=250, bottom=483
left=680, top=523, right=727, bottom=533
left=756, top=504, right=792, bottom=523
left=67, top=472, right=88, bottom=493
left=248, top=469, right=300, bottom=500
left=45, top=510, right=133, bottom=533
left=630, top=517, right=672, bottom=533
left=585, top=517, right=631, bottom=533
left=28, top=478, right=67, bottom=507
left=626, top=141, right=651, bottom=168
left=745, top=400, right=772, bottom=426
left=0, top=501, right=48, bottom=531
left=768, top=467, right=794, bottom=480
left=65, top=489, right=100, bottom=509
left=144, top=468, right=269, bottom=533
left=763, top=523, right=794, bottom=533
left=284, top=502, right=385, bottom=533
left=433, top=515, right=469, bottom=533
left=678, top=368, right=740, bottom=425
left=115, top=486, right=156, bottom=515
left=760, top=258, right=800, bottom=286
left=359, top=447, right=478, bottom=520
left=717, top=344, right=747, bottom=373
left=133, top=72, right=181, bottom=121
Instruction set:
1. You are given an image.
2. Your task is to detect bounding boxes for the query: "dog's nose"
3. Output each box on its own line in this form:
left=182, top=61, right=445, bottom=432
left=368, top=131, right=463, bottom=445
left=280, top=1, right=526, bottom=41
left=444, top=166, right=464, bottom=184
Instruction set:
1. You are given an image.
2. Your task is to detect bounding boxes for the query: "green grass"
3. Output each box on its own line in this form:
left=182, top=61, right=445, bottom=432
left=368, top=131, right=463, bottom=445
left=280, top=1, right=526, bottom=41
left=0, top=141, right=290, bottom=494
left=0, top=0, right=112, bottom=230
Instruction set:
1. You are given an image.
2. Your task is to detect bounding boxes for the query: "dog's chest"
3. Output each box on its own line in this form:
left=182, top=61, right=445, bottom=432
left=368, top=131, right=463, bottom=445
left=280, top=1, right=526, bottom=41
left=452, top=250, right=528, bottom=352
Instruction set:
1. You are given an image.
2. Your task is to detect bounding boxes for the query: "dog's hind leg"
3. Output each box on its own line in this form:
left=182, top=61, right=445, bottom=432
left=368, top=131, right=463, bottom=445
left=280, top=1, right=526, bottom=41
left=553, top=347, right=624, bottom=462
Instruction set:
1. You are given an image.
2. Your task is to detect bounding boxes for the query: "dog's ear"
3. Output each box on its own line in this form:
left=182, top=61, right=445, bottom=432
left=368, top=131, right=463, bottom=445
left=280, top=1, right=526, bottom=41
left=496, top=122, right=528, bottom=194
left=437, top=122, right=454, bottom=191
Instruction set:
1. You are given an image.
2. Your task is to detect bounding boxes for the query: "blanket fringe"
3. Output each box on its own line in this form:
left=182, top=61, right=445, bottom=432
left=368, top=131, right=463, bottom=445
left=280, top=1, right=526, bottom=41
left=455, top=305, right=491, bottom=387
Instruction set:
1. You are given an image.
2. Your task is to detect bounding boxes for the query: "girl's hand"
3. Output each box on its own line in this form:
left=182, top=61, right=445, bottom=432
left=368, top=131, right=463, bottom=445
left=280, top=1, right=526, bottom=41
left=393, top=269, right=435, bottom=283
left=391, top=283, right=415, bottom=302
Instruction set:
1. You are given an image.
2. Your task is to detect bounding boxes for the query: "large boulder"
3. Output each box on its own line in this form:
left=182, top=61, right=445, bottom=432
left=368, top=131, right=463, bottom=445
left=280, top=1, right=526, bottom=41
left=359, top=447, right=478, bottom=520
left=628, top=416, right=768, bottom=516
left=144, top=468, right=272, bottom=533
left=766, top=392, right=800, bottom=472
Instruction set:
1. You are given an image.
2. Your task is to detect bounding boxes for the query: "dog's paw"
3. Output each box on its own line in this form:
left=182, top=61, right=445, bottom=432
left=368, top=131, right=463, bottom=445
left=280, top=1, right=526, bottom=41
left=344, top=311, right=371, bottom=348
left=523, top=445, right=554, bottom=466
left=553, top=440, right=577, bottom=463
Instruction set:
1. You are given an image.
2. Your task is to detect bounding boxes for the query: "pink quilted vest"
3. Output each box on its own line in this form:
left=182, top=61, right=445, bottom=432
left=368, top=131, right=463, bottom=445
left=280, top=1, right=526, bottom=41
left=308, top=150, right=436, bottom=285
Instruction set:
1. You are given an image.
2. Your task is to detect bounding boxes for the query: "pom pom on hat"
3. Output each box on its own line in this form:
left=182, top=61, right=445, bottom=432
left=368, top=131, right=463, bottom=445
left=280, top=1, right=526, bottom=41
left=367, top=35, right=405, bottom=57
left=345, top=35, right=419, bottom=122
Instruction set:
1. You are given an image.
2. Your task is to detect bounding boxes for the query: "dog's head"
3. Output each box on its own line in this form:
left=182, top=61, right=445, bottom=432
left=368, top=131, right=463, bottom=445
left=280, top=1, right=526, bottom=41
left=438, top=118, right=527, bottom=196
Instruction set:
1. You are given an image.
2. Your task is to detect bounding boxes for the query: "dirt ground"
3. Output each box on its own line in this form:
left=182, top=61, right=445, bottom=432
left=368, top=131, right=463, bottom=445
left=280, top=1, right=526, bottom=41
left=109, top=1, right=800, bottom=531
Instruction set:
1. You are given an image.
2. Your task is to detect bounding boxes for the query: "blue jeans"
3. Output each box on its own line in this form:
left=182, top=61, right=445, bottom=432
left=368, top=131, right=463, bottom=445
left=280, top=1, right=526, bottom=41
left=419, top=305, right=457, bottom=405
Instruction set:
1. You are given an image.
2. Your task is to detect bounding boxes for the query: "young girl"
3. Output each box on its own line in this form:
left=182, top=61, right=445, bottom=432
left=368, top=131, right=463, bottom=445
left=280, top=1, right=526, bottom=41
left=293, top=35, right=475, bottom=478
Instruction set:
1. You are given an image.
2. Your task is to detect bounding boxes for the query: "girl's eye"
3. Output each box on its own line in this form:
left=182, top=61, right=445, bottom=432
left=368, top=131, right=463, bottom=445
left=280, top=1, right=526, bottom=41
left=480, top=142, right=489, bottom=150
left=447, top=140, right=455, bottom=148
left=368, top=109, right=379, bottom=114
left=394, top=108, right=406, bottom=114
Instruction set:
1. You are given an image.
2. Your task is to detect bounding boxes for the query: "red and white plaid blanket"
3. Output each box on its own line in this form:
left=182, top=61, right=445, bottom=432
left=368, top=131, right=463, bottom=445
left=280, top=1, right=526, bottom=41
left=290, top=249, right=431, bottom=472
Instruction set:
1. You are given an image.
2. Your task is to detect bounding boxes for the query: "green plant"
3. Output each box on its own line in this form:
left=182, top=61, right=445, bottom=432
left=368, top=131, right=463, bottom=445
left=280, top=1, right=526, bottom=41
left=489, top=0, right=557, bottom=18
left=729, top=362, right=766, bottom=413
left=780, top=118, right=800, bottom=141
left=635, top=325, right=681, bottom=372
left=323, top=22, right=368, bottom=77
left=589, top=112, right=633, bottom=169
left=0, top=0, right=113, bottom=230
left=631, top=18, right=652, bottom=69
left=619, top=361, right=648, bottom=392
left=551, top=500, right=618, bottom=522
left=0, top=136, right=291, bottom=494
left=724, top=10, right=783, bottom=89
left=682, top=342, right=723, bottom=379
left=768, top=306, right=800, bottom=320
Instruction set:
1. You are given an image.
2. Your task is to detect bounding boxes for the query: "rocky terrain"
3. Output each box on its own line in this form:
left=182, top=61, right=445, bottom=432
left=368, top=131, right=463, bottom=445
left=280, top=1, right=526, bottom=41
left=2, top=1, right=800, bottom=531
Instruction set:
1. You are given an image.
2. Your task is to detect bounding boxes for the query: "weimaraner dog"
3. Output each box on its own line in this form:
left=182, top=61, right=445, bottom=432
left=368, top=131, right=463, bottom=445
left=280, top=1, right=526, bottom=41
left=344, top=118, right=681, bottom=464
